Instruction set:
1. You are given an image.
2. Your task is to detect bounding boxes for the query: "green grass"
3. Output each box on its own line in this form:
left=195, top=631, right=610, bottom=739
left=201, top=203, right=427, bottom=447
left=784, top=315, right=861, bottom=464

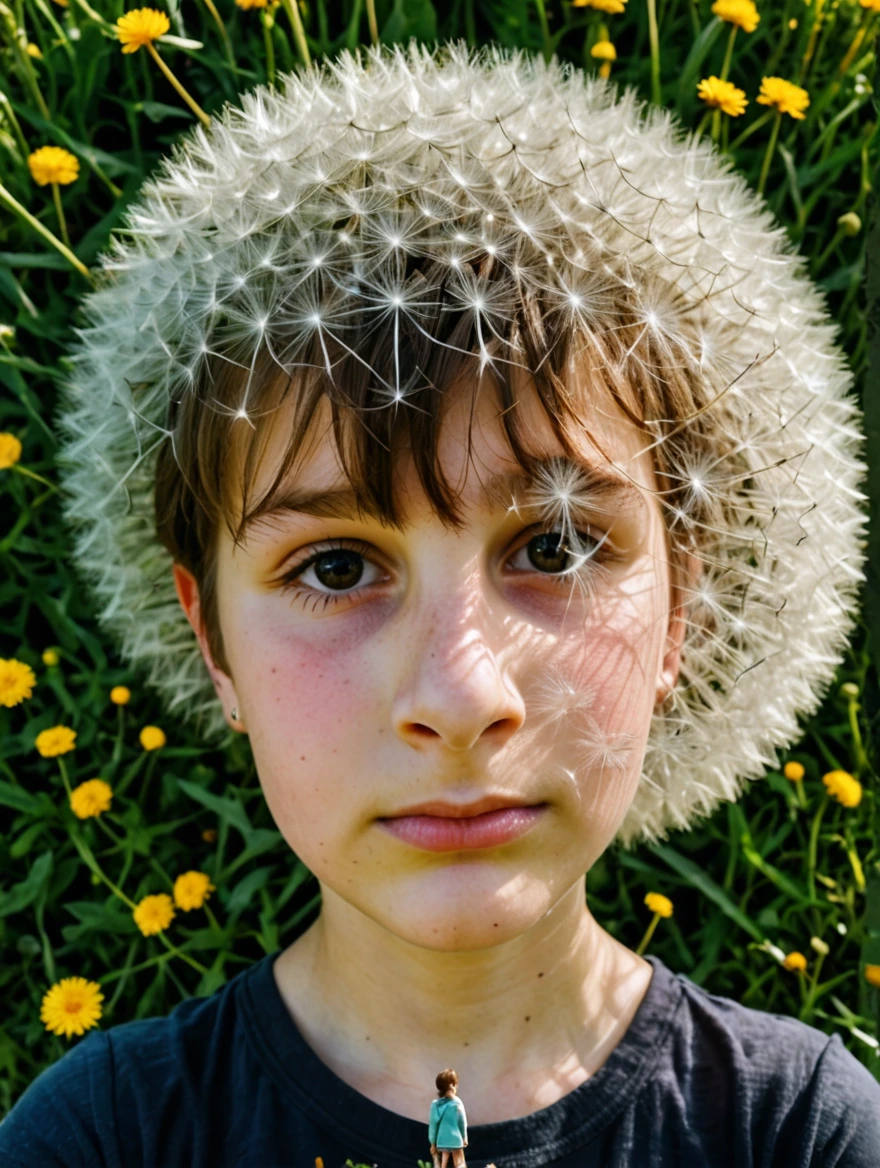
left=1, top=0, right=878, bottom=1116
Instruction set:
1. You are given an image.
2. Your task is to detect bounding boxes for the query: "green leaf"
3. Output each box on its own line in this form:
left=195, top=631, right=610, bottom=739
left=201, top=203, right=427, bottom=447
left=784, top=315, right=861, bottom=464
left=176, top=779, right=253, bottom=841
left=0, top=781, right=43, bottom=814
left=381, top=0, right=437, bottom=42
left=0, top=850, right=54, bottom=919
left=649, top=842, right=764, bottom=942
left=226, top=865, right=275, bottom=915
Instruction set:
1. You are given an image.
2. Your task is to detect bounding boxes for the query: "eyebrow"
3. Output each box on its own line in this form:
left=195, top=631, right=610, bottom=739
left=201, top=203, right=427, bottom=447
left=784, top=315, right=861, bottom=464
left=240, top=455, right=649, bottom=538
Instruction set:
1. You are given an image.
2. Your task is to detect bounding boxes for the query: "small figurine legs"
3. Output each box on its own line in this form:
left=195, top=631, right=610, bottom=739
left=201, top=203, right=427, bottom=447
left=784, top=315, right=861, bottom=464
left=438, top=1148, right=466, bottom=1168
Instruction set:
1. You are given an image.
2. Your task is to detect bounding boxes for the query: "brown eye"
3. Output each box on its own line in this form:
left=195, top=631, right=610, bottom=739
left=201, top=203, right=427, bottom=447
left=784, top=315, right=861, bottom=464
left=527, top=532, right=569, bottom=573
left=311, top=549, right=365, bottom=590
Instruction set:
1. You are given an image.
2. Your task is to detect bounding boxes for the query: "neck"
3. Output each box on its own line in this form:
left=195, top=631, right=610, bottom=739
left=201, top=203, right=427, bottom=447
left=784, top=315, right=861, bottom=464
left=273, top=876, right=653, bottom=1124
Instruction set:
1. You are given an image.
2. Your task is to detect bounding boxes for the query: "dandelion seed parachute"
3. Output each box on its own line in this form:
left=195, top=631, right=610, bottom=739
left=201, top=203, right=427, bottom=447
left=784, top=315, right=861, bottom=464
left=54, top=39, right=868, bottom=848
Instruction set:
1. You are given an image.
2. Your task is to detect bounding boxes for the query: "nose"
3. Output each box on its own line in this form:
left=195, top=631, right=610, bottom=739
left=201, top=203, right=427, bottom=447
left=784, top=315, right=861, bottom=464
left=391, top=590, right=526, bottom=753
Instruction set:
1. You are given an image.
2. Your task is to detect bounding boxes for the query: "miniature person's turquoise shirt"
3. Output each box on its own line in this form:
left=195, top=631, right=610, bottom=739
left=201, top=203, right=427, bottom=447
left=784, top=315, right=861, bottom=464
left=2, top=944, right=880, bottom=1167
left=429, top=1094, right=467, bottom=1148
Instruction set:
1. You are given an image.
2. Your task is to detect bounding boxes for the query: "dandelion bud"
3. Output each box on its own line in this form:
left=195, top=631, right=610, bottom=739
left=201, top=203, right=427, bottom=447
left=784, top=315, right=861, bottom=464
left=782, top=951, right=807, bottom=971
left=783, top=761, right=805, bottom=782
left=810, top=936, right=830, bottom=956
left=837, top=213, right=861, bottom=237
left=644, top=891, right=673, bottom=918
left=865, top=965, right=880, bottom=989
left=839, top=682, right=859, bottom=698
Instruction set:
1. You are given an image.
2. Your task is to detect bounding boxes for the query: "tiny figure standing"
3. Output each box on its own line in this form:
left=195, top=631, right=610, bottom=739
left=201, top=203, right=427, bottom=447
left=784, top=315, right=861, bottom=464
left=428, top=1068, right=468, bottom=1168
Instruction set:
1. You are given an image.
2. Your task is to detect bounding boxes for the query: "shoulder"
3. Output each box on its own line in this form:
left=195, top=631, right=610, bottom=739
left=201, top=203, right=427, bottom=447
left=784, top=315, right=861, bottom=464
left=1, top=962, right=254, bottom=1166
left=664, top=966, right=880, bottom=1161
left=0, top=1029, right=115, bottom=1165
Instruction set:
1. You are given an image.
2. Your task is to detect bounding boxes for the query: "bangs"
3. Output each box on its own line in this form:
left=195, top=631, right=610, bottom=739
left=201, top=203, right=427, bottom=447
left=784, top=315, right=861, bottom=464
left=163, top=248, right=700, bottom=557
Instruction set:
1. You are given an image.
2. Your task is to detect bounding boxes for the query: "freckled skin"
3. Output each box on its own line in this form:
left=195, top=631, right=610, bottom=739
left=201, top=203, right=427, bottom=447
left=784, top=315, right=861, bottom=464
left=172, top=366, right=694, bottom=1121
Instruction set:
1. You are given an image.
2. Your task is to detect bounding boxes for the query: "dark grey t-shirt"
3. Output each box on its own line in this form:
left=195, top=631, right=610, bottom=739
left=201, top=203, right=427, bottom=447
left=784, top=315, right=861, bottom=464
left=1, top=949, right=878, bottom=1167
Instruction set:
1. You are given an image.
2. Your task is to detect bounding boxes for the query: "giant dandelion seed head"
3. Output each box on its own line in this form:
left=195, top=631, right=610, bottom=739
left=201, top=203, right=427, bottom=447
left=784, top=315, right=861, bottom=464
left=55, top=40, right=868, bottom=848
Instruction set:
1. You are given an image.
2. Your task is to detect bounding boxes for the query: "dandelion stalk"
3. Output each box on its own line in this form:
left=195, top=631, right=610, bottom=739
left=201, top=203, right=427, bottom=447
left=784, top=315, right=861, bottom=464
left=646, top=0, right=661, bottom=105
left=635, top=912, right=661, bottom=955
left=757, top=109, right=782, bottom=195
left=0, top=91, right=30, bottom=163
left=50, top=181, right=71, bottom=248
left=199, top=0, right=236, bottom=70
left=728, top=107, right=775, bottom=150
left=806, top=793, right=829, bottom=908
left=278, top=0, right=310, bottom=68
left=145, top=41, right=210, bottom=125
left=365, top=0, right=378, bottom=43
left=262, top=8, right=276, bottom=86
left=66, top=823, right=209, bottom=974
left=534, top=0, right=552, bottom=63
left=0, top=2, right=50, bottom=119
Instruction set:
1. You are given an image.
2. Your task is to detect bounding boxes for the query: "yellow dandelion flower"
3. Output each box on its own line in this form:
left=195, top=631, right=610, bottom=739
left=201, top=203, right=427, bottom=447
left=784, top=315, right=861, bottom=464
left=788, top=17, right=797, bottom=28
left=591, top=40, right=617, bottom=61
left=859, top=0, right=880, bottom=10
left=697, top=76, right=748, bottom=117
left=69, top=778, right=113, bottom=820
left=28, top=146, right=80, bottom=187
left=0, top=433, right=23, bottom=469
left=116, top=8, right=170, bottom=53
left=236, top=0, right=272, bottom=8
left=35, top=725, right=76, bottom=757
left=756, top=77, right=810, bottom=120
left=202, top=828, right=218, bottom=843
left=783, top=761, right=805, bottom=782
left=110, top=685, right=131, bottom=705
left=140, top=725, right=166, bottom=751
left=711, top=0, right=760, bottom=32
left=173, top=870, right=217, bottom=911
left=864, top=964, right=880, bottom=988
left=51, top=0, right=69, bottom=6
left=822, top=769, right=862, bottom=808
left=0, top=658, right=37, bottom=707
left=133, top=892, right=175, bottom=936
left=573, top=0, right=627, bottom=12
left=782, top=951, right=807, bottom=971
left=40, top=976, right=104, bottom=1038
left=42, top=648, right=59, bottom=666
left=27, top=42, right=43, bottom=59
left=644, top=891, right=674, bottom=918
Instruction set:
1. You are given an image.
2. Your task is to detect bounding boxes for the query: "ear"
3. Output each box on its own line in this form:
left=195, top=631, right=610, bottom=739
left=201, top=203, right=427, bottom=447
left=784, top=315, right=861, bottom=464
left=655, top=548, right=702, bottom=709
left=172, top=562, right=246, bottom=733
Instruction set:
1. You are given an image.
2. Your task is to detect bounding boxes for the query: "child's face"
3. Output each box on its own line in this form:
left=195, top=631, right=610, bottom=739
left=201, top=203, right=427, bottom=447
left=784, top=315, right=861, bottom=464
left=175, top=368, right=687, bottom=952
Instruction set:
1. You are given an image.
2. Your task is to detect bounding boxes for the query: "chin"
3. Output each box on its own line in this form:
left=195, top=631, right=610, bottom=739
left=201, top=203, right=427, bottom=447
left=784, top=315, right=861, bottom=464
left=373, top=867, right=555, bottom=951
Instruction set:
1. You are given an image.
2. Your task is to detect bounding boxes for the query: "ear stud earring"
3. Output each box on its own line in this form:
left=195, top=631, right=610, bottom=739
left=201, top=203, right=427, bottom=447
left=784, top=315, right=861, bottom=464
left=230, top=707, right=238, bottom=722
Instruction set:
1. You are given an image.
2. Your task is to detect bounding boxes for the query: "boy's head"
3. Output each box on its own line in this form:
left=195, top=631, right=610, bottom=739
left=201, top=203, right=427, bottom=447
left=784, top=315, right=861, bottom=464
left=57, top=39, right=867, bottom=873
left=437, top=1069, right=458, bottom=1096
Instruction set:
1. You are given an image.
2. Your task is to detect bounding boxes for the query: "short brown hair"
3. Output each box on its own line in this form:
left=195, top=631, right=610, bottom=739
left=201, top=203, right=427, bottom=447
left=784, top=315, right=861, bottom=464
left=436, top=1068, right=458, bottom=1095
left=154, top=250, right=730, bottom=683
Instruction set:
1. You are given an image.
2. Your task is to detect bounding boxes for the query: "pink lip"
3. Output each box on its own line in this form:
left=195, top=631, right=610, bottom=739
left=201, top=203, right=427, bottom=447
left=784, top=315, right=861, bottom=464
left=376, top=805, right=547, bottom=852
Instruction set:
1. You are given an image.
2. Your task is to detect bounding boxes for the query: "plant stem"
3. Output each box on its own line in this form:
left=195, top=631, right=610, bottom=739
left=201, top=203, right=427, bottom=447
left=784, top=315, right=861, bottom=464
left=646, top=0, right=661, bottom=105
left=757, top=109, right=782, bottom=194
left=145, top=43, right=211, bottom=126
left=635, top=913, right=660, bottom=956
left=0, top=180, right=90, bottom=277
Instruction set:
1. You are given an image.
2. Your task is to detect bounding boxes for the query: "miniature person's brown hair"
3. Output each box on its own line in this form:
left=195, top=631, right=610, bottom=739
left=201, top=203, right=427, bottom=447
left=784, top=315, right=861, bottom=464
left=154, top=248, right=736, bottom=685
left=436, top=1068, right=458, bottom=1096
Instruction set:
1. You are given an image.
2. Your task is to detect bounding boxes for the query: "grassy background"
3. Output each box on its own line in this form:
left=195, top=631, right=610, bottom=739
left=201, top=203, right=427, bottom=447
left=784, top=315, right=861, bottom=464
left=1, top=0, right=879, bottom=1116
